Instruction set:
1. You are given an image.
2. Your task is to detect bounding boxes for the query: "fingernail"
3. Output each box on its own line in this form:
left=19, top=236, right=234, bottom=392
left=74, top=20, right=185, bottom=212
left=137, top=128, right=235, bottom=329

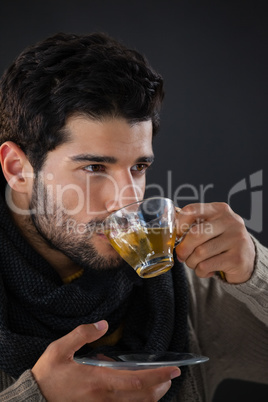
left=170, top=369, right=181, bottom=379
left=93, top=320, right=108, bottom=331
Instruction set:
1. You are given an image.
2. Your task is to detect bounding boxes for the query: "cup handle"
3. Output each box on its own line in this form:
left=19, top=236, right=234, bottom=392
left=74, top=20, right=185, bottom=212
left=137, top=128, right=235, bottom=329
left=175, top=207, right=226, bottom=281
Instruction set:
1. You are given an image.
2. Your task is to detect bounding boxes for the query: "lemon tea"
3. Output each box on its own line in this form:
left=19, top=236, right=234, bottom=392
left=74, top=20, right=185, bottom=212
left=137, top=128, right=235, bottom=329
left=105, top=226, right=176, bottom=278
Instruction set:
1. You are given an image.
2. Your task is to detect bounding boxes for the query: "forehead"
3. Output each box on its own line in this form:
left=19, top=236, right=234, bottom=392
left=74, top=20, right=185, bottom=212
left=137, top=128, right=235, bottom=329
left=61, top=116, right=153, bottom=159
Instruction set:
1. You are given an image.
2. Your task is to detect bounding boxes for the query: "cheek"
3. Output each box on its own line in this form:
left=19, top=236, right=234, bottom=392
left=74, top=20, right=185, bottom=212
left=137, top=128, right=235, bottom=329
left=56, top=180, right=107, bottom=217
left=59, top=186, right=85, bottom=214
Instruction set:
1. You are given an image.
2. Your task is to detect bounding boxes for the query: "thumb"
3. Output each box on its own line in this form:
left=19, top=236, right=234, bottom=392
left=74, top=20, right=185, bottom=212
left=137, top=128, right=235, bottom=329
left=55, top=320, right=109, bottom=360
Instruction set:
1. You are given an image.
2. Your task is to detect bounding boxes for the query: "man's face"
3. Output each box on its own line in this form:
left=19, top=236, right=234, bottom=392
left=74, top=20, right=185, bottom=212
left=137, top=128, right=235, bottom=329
left=29, top=116, right=154, bottom=270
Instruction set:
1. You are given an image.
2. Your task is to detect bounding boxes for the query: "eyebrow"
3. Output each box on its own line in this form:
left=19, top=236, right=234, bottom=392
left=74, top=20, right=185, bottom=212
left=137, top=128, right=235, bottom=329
left=69, top=154, right=155, bottom=164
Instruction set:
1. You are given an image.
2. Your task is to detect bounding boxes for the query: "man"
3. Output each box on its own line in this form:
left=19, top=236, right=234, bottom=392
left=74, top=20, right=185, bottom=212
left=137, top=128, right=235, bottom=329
left=0, top=32, right=267, bottom=401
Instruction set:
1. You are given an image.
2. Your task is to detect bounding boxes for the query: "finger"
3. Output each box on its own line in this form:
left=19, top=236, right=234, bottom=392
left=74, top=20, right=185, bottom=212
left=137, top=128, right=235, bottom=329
left=193, top=245, right=254, bottom=284
left=193, top=249, right=233, bottom=278
left=51, top=321, right=109, bottom=359
left=150, top=380, right=172, bottom=402
left=117, top=380, right=172, bottom=402
left=192, top=246, right=250, bottom=281
left=72, top=366, right=179, bottom=402
left=129, top=367, right=180, bottom=390
left=176, top=202, right=231, bottom=238
left=134, top=366, right=180, bottom=390
left=180, top=202, right=231, bottom=220
left=184, top=222, right=247, bottom=270
left=185, top=234, right=227, bottom=269
left=94, top=366, right=180, bottom=393
left=176, top=218, right=223, bottom=262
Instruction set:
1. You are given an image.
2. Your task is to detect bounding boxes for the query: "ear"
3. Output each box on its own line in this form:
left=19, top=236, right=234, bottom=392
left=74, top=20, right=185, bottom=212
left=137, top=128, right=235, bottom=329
left=0, top=141, right=34, bottom=193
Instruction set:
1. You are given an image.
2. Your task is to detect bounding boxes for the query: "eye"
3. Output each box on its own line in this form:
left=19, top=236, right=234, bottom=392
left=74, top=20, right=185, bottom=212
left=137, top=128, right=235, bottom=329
left=131, top=164, right=149, bottom=173
left=83, top=164, right=106, bottom=173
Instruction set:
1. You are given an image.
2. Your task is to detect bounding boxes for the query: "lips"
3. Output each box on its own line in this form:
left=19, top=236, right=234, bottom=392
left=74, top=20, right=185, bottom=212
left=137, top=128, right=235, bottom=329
left=97, top=233, right=107, bottom=239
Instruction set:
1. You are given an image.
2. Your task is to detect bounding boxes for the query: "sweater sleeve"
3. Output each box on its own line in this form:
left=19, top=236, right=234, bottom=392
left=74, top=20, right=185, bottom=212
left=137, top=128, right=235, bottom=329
left=0, top=369, right=45, bottom=401
left=219, top=236, right=268, bottom=324
left=185, top=236, right=268, bottom=401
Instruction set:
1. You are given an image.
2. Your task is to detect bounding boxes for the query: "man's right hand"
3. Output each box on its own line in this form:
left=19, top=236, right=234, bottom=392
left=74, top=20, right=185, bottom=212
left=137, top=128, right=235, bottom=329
left=31, top=321, right=181, bottom=401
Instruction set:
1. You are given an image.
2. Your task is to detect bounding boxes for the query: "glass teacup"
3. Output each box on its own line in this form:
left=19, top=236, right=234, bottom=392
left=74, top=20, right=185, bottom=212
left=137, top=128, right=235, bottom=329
left=104, top=197, right=178, bottom=278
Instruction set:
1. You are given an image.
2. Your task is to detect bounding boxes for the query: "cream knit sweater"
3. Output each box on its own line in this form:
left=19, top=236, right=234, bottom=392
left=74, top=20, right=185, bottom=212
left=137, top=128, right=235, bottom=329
left=1, top=237, right=267, bottom=401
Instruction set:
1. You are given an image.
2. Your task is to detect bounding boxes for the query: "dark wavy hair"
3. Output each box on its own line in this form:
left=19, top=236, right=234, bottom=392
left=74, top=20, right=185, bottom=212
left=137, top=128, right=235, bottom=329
left=0, top=32, right=164, bottom=172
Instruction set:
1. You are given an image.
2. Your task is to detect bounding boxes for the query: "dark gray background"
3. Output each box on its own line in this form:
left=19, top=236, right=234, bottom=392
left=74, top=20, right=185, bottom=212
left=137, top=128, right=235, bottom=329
left=0, top=1, right=267, bottom=400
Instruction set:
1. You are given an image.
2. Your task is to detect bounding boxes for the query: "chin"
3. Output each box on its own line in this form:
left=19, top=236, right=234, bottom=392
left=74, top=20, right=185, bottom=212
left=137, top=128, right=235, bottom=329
left=90, top=239, right=123, bottom=269
left=95, top=235, right=117, bottom=255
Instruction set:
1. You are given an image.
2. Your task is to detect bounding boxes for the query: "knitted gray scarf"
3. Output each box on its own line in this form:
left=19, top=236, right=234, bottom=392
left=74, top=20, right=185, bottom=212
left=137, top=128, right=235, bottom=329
left=0, top=192, right=188, bottom=401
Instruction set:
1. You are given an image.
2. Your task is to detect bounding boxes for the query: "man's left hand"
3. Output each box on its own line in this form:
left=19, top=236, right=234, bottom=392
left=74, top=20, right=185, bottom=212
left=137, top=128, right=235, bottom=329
left=175, top=202, right=255, bottom=284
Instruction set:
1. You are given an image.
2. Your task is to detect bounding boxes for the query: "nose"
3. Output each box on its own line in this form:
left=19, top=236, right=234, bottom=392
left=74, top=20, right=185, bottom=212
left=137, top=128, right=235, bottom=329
left=105, top=172, right=142, bottom=213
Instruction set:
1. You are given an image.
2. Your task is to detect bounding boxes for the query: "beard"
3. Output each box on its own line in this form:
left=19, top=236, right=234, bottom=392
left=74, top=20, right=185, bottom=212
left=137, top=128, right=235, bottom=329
left=28, top=174, right=122, bottom=271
